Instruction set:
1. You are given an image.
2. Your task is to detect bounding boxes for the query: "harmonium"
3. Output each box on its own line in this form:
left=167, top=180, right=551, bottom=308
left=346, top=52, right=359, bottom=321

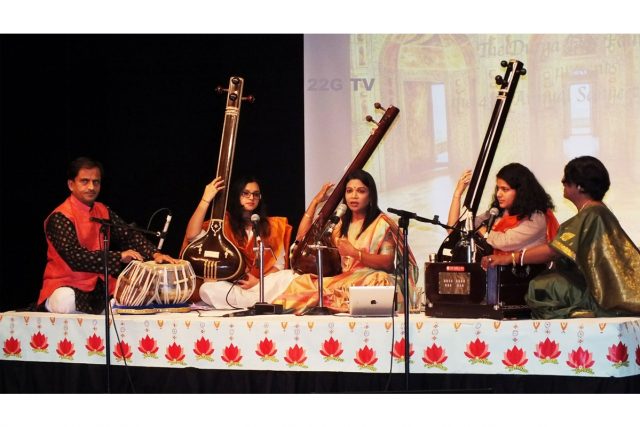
left=424, top=262, right=546, bottom=319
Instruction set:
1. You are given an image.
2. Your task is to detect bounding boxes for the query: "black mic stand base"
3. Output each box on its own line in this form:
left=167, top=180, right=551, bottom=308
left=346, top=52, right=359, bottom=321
left=222, top=302, right=283, bottom=317
left=303, top=305, right=333, bottom=316
left=252, top=302, right=283, bottom=315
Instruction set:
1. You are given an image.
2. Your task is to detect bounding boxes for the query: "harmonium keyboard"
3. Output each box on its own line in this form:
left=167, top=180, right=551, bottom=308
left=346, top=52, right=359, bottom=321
left=423, top=262, right=547, bottom=319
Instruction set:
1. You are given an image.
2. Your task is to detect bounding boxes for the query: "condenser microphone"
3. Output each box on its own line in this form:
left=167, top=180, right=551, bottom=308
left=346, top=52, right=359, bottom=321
left=323, top=203, right=348, bottom=236
left=251, top=213, right=261, bottom=242
left=90, top=217, right=113, bottom=226
left=156, top=212, right=173, bottom=251
left=484, top=207, right=500, bottom=238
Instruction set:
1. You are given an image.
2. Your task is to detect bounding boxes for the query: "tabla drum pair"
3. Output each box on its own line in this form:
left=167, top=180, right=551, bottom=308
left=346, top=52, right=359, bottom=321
left=114, top=260, right=196, bottom=313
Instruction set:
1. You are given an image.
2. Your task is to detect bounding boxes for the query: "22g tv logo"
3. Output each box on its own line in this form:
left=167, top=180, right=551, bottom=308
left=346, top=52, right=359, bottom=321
left=306, top=78, right=375, bottom=91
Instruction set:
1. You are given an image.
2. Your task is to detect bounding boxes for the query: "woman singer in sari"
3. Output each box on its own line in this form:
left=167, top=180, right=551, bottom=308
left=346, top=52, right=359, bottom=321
left=274, top=169, right=418, bottom=314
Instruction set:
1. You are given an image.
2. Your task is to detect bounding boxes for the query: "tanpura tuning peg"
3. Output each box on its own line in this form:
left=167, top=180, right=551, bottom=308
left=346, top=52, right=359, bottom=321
left=495, top=75, right=504, bottom=85
left=242, top=95, right=256, bottom=103
left=500, top=60, right=508, bottom=67
left=374, top=102, right=385, bottom=111
left=365, top=115, right=379, bottom=126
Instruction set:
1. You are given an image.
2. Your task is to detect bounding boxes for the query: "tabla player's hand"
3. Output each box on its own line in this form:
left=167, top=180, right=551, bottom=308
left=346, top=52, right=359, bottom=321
left=153, top=253, right=179, bottom=264
left=121, top=249, right=143, bottom=263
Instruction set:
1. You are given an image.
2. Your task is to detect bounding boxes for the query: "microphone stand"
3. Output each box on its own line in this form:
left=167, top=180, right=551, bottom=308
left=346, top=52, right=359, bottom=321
left=303, top=240, right=333, bottom=315
left=99, top=224, right=111, bottom=393
left=386, top=209, right=412, bottom=390
left=388, top=207, right=448, bottom=390
left=250, top=237, right=283, bottom=315
left=223, top=236, right=284, bottom=317
left=92, top=217, right=169, bottom=393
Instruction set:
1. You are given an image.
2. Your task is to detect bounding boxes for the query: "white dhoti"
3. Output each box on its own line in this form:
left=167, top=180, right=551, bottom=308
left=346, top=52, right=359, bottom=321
left=199, top=269, right=298, bottom=309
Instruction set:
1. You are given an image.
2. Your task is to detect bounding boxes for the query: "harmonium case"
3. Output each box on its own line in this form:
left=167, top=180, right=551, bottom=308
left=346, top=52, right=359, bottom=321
left=423, top=262, right=546, bottom=319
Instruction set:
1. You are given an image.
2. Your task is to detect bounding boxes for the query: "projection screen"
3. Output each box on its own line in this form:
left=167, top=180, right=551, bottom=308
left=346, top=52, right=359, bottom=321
left=304, top=34, right=640, bottom=281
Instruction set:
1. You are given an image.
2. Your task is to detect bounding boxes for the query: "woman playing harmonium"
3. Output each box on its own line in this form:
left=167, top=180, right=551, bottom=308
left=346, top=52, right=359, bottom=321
left=448, top=162, right=559, bottom=260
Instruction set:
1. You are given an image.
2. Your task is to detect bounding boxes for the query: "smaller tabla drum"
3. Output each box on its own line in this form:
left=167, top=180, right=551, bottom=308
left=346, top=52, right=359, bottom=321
left=115, top=260, right=196, bottom=307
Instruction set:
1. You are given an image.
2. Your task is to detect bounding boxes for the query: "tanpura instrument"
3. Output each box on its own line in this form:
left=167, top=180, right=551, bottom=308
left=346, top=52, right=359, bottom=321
left=437, top=59, right=526, bottom=262
left=290, top=103, right=399, bottom=276
left=181, top=77, right=255, bottom=298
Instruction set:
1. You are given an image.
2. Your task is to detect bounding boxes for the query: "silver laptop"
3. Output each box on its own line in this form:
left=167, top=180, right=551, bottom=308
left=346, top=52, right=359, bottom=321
left=349, top=286, right=396, bottom=317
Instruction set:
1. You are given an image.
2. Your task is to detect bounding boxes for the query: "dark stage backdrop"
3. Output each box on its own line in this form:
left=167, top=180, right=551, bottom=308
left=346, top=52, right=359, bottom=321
left=0, top=34, right=305, bottom=311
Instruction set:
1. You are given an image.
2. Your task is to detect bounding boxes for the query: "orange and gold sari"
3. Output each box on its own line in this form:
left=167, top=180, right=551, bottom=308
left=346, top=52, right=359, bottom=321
left=273, top=213, right=418, bottom=314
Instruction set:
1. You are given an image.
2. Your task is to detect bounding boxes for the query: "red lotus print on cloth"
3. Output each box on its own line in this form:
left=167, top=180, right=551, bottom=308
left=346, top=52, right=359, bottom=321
left=165, top=342, right=186, bottom=365
left=138, top=335, right=159, bottom=358
left=502, top=346, right=528, bottom=372
left=354, top=345, right=379, bottom=371
left=113, top=341, right=132, bottom=363
left=221, top=343, right=243, bottom=366
left=84, top=333, right=105, bottom=356
left=391, top=338, right=415, bottom=363
left=30, top=332, right=49, bottom=352
left=636, top=345, right=640, bottom=366
left=56, top=338, right=75, bottom=360
left=3, top=337, right=22, bottom=358
left=534, top=338, right=561, bottom=364
left=464, top=338, right=492, bottom=365
left=284, top=344, right=308, bottom=367
left=422, top=344, right=448, bottom=371
left=193, top=337, right=214, bottom=362
left=255, top=338, right=278, bottom=362
left=566, top=346, right=595, bottom=374
left=320, top=337, right=344, bottom=362
left=606, top=342, right=629, bottom=368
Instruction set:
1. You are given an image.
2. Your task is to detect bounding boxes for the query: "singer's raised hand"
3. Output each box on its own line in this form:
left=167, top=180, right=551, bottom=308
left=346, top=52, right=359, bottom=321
left=185, top=176, right=226, bottom=242
left=314, top=182, right=334, bottom=205
left=296, top=181, right=336, bottom=240
left=203, top=176, right=225, bottom=203
left=447, top=169, right=473, bottom=232
left=454, top=169, right=472, bottom=198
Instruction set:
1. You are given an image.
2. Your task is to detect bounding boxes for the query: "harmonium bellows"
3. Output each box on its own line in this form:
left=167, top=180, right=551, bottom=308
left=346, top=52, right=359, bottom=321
left=423, top=262, right=546, bottom=319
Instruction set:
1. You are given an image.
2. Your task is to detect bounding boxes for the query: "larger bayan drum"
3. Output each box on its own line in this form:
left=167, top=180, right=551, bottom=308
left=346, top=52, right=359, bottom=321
left=115, top=260, right=196, bottom=308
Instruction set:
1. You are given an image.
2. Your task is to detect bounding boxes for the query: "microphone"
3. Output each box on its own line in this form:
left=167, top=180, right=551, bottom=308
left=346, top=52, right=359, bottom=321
left=484, top=207, right=500, bottom=238
left=322, top=203, right=347, bottom=236
left=156, top=212, right=173, bottom=251
left=251, top=213, right=261, bottom=242
left=90, top=217, right=113, bottom=226
left=387, top=207, right=417, bottom=219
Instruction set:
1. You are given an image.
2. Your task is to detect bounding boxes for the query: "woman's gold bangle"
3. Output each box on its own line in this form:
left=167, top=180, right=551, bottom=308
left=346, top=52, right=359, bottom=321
left=303, top=212, right=312, bottom=219
left=201, top=198, right=211, bottom=204
left=358, top=250, right=363, bottom=261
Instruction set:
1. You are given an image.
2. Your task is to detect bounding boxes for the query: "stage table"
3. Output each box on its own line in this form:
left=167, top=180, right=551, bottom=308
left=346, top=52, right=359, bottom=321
left=2, top=310, right=639, bottom=378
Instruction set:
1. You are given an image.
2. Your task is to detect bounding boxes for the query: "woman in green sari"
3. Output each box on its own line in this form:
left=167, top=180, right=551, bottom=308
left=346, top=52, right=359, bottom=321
left=482, top=156, right=640, bottom=319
